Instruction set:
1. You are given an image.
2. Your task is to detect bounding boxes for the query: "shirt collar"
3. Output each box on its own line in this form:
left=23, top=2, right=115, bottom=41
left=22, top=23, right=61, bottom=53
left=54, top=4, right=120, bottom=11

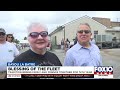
left=76, top=41, right=92, bottom=50
left=76, top=42, right=82, bottom=50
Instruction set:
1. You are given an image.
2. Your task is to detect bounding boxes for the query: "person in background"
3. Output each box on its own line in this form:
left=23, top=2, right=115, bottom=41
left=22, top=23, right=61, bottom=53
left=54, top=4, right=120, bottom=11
left=6, top=34, right=14, bottom=43
left=0, top=28, right=19, bottom=79
left=6, top=34, right=19, bottom=54
left=90, top=36, right=96, bottom=44
left=64, top=38, right=70, bottom=54
left=64, top=23, right=102, bottom=66
left=74, top=36, right=78, bottom=45
left=61, top=38, right=64, bottom=50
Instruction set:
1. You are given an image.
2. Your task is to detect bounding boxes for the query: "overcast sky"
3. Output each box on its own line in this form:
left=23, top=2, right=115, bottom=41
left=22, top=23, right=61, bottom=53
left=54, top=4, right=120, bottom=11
left=0, top=11, right=120, bottom=42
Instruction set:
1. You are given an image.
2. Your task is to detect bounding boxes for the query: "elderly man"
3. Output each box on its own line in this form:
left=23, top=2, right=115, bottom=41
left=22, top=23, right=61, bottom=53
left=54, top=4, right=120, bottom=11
left=13, top=22, right=62, bottom=66
left=64, top=23, right=102, bottom=66
left=0, top=28, right=19, bottom=79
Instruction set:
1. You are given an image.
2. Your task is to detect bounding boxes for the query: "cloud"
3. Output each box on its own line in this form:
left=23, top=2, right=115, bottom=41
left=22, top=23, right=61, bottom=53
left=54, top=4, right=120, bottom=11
left=0, top=11, right=120, bottom=42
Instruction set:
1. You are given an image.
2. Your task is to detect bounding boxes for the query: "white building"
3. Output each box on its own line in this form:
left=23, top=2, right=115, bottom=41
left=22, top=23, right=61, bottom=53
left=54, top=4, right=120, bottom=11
left=49, top=15, right=120, bottom=46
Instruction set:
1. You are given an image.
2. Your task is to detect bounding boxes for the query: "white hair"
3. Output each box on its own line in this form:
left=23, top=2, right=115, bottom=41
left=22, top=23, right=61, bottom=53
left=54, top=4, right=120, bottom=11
left=27, top=22, right=48, bottom=34
left=78, top=23, right=91, bottom=30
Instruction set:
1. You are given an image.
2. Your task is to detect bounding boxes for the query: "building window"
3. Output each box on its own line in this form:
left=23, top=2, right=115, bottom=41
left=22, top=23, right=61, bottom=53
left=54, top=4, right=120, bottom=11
left=94, top=31, right=98, bottom=35
left=94, top=35, right=96, bottom=39
left=112, top=33, right=115, bottom=35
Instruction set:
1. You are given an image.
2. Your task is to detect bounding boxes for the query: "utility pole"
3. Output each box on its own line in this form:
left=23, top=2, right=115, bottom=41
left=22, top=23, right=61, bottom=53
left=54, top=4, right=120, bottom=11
left=117, top=18, right=120, bottom=22
left=63, top=26, right=65, bottom=40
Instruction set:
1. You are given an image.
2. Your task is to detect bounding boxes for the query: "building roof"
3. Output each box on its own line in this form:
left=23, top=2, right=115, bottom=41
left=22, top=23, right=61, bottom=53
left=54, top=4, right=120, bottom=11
left=64, top=15, right=107, bottom=28
left=49, top=26, right=65, bottom=36
left=49, top=15, right=113, bottom=35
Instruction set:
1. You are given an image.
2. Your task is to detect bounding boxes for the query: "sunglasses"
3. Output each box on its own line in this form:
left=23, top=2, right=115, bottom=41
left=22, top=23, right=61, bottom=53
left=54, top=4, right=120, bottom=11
left=29, top=31, right=48, bottom=38
left=0, top=33, right=5, bottom=36
left=78, top=30, right=91, bottom=34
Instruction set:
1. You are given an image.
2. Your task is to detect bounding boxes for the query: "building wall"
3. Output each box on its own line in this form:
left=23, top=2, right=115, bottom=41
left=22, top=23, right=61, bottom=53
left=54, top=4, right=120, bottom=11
left=50, top=29, right=64, bottom=45
left=105, top=31, right=120, bottom=39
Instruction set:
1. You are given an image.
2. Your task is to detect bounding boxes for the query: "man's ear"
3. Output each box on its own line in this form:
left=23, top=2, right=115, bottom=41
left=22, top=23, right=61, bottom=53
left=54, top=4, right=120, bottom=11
left=76, top=32, right=78, bottom=36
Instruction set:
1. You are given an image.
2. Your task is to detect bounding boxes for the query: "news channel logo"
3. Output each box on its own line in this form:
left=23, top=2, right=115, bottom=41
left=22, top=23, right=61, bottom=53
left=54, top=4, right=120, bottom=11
left=94, top=66, right=113, bottom=78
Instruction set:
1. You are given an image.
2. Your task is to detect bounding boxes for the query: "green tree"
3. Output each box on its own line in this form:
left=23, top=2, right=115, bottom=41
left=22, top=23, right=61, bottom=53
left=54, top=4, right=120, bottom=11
left=24, top=37, right=27, bottom=40
left=13, top=39, right=20, bottom=44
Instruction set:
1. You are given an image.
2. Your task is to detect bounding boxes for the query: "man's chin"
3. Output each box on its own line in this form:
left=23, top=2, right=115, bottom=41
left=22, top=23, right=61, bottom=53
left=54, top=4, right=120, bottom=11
left=80, top=41, right=89, bottom=44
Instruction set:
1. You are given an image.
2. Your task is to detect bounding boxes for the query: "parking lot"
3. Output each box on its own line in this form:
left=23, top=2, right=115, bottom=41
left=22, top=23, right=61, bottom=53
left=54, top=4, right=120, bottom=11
left=100, top=49, right=120, bottom=79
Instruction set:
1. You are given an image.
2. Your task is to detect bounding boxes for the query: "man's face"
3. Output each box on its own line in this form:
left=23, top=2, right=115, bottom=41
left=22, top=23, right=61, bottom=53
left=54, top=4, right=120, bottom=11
left=77, top=25, right=92, bottom=44
left=28, top=26, right=49, bottom=50
left=0, top=32, right=6, bottom=42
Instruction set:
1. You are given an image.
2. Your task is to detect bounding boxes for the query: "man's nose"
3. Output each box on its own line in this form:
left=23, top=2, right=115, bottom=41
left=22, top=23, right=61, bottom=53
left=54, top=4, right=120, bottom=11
left=82, top=31, right=86, bottom=34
